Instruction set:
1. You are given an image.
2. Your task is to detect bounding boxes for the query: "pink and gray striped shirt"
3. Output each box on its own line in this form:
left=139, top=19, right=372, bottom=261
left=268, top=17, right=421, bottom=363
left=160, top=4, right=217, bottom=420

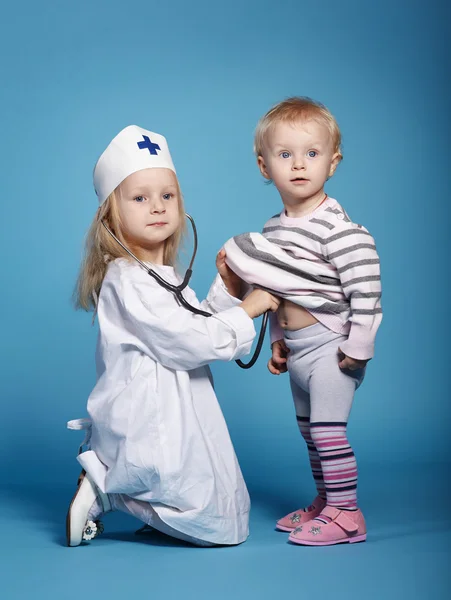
left=224, top=197, right=382, bottom=360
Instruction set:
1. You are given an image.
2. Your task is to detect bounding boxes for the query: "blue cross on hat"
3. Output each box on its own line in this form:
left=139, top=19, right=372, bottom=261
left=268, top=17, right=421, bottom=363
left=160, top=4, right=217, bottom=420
left=137, top=135, right=161, bottom=156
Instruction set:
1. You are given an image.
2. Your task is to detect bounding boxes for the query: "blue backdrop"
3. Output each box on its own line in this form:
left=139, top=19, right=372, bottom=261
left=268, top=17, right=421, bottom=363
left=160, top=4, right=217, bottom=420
left=1, top=0, right=449, bottom=492
left=1, top=3, right=450, bottom=599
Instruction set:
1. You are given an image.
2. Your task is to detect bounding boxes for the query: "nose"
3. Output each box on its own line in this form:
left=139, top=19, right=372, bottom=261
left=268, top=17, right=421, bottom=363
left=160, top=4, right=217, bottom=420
left=149, top=196, right=166, bottom=214
left=292, top=155, right=305, bottom=170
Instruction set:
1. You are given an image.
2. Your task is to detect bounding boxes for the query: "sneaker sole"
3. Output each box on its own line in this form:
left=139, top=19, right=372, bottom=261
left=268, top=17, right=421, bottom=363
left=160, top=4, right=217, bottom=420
left=276, top=524, right=297, bottom=532
left=288, top=533, right=367, bottom=546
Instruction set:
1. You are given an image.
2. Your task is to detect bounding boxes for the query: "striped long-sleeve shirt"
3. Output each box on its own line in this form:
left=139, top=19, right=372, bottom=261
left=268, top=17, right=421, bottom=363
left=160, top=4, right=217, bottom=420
left=224, top=197, right=382, bottom=360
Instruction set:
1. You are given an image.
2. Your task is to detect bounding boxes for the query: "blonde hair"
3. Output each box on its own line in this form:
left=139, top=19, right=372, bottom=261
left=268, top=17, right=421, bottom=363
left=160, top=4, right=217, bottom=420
left=74, top=180, right=186, bottom=311
left=254, top=96, right=342, bottom=159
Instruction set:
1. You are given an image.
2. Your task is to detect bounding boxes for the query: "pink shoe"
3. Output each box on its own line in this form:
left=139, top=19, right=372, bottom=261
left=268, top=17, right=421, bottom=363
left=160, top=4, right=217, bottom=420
left=276, top=495, right=327, bottom=532
left=288, top=505, right=367, bottom=546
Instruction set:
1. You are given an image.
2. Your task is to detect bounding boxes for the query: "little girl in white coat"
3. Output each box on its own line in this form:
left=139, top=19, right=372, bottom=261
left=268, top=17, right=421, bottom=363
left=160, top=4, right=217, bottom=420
left=66, top=125, right=279, bottom=547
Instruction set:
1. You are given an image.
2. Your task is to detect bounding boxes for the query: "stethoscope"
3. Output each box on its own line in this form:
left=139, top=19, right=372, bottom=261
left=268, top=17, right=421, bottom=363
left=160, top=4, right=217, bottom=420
left=101, top=215, right=268, bottom=369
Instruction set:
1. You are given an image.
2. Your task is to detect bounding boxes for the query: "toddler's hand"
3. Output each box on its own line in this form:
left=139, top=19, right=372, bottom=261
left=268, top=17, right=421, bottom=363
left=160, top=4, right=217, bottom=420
left=216, top=249, right=242, bottom=299
left=267, top=339, right=290, bottom=375
left=338, top=348, right=368, bottom=371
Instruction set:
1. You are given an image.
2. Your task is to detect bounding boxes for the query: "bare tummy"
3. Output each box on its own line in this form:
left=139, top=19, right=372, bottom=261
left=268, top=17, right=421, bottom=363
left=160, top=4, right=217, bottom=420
left=277, top=299, right=318, bottom=331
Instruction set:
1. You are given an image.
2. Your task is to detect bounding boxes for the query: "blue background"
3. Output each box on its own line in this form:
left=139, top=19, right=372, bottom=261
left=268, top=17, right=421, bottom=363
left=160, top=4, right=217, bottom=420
left=0, top=1, right=449, bottom=598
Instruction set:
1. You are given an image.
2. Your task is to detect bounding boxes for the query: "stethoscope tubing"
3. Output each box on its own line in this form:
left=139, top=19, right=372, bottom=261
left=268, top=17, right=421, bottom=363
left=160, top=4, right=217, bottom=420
left=101, top=216, right=268, bottom=368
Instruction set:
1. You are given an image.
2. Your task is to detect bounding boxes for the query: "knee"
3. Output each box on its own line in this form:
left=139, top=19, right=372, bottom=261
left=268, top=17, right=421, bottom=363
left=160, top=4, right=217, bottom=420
left=309, top=423, right=349, bottom=451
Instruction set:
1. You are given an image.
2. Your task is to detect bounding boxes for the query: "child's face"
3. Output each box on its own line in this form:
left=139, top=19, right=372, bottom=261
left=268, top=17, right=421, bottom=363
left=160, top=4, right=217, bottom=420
left=257, top=119, right=340, bottom=207
left=117, top=168, right=180, bottom=261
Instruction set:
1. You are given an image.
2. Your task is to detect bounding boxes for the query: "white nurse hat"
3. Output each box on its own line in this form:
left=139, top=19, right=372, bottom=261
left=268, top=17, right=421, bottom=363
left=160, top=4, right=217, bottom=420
left=93, top=125, right=176, bottom=205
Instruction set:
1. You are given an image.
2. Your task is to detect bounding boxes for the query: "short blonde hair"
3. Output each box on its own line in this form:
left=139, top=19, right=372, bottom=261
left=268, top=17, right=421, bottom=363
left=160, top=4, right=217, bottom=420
left=74, top=180, right=186, bottom=311
left=254, top=97, right=342, bottom=159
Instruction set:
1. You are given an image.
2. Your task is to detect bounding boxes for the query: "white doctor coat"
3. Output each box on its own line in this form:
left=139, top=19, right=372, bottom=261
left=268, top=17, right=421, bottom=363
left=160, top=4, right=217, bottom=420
left=74, top=258, right=256, bottom=545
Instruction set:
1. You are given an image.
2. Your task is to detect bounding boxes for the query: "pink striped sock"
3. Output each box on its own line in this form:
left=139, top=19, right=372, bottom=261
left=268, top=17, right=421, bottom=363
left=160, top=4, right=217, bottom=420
left=310, top=422, right=358, bottom=509
left=297, top=416, right=326, bottom=501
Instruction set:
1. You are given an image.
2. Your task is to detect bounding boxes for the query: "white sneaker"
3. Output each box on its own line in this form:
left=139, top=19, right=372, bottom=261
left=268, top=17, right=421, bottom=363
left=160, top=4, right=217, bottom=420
left=66, top=471, right=111, bottom=547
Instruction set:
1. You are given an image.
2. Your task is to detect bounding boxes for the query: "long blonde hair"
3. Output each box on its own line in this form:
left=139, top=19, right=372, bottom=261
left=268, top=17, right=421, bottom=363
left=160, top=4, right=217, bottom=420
left=74, top=181, right=186, bottom=311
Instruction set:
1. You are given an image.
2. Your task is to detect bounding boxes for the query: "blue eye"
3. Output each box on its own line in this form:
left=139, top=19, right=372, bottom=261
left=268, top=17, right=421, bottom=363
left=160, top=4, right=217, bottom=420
left=134, top=195, right=145, bottom=203
left=307, top=150, right=318, bottom=158
left=280, top=151, right=291, bottom=159
left=163, top=193, right=173, bottom=201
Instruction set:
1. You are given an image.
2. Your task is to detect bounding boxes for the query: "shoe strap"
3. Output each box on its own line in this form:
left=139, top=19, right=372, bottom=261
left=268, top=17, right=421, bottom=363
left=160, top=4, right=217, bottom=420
left=320, top=506, right=359, bottom=534
left=84, top=471, right=112, bottom=514
left=97, top=488, right=112, bottom=513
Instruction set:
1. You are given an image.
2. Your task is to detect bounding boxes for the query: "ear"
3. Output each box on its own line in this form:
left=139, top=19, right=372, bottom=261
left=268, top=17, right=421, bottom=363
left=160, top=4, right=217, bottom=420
left=257, top=155, right=271, bottom=180
left=328, top=152, right=342, bottom=178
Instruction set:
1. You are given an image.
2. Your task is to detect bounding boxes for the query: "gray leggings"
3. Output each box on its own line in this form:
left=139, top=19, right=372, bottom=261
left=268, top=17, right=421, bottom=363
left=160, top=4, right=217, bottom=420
left=285, top=323, right=366, bottom=423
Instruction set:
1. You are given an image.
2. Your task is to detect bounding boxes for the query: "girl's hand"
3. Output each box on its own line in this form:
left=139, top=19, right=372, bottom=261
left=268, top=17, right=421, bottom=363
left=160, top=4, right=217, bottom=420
left=216, top=249, right=243, bottom=299
left=240, top=289, right=280, bottom=319
left=338, top=348, right=368, bottom=371
left=267, top=339, right=290, bottom=375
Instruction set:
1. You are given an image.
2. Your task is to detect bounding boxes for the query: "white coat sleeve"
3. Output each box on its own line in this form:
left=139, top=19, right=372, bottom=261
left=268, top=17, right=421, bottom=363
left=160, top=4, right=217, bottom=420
left=182, top=274, right=243, bottom=314
left=101, top=273, right=256, bottom=371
